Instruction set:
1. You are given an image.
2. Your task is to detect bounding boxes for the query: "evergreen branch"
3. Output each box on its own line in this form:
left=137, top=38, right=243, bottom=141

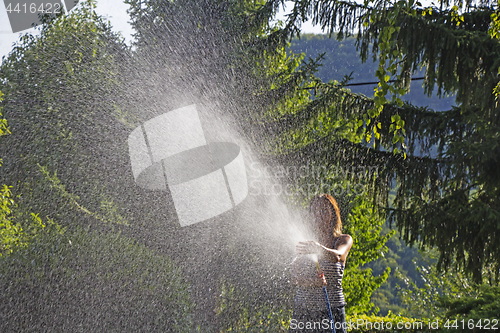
left=278, top=0, right=371, bottom=39
left=359, top=5, right=500, bottom=106
left=262, top=81, right=372, bottom=135
left=254, top=53, right=324, bottom=109
left=263, top=81, right=462, bottom=157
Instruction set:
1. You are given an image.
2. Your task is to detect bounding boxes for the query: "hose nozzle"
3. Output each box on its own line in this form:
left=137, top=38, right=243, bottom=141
left=314, top=261, right=321, bottom=272
left=314, top=261, right=327, bottom=286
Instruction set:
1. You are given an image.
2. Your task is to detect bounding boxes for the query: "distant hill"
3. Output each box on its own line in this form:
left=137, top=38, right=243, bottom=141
left=290, top=34, right=455, bottom=111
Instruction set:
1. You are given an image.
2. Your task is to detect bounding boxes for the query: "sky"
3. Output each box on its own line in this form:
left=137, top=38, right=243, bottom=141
left=0, top=0, right=324, bottom=62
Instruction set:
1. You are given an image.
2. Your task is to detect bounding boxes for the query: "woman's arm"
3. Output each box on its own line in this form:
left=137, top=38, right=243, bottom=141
left=296, top=234, right=353, bottom=263
left=320, top=234, right=353, bottom=263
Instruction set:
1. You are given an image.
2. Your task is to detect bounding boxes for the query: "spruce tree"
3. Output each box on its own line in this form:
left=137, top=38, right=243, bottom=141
left=261, top=0, right=500, bottom=283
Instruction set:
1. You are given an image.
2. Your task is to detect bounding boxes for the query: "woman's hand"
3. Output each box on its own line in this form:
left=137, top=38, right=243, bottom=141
left=290, top=254, right=328, bottom=287
left=316, top=270, right=327, bottom=287
left=296, top=241, right=323, bottom=255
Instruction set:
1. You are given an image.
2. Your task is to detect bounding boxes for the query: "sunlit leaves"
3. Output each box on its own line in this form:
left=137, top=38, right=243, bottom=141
left=366, top=0, right=409, bottom=154
left=0, top=184, right=55, bottom=256
left=0, top=91, right=9, bottom=138
left=489, top=5, right=500, bottom=99
left=450, top=5, right=465, bottom=26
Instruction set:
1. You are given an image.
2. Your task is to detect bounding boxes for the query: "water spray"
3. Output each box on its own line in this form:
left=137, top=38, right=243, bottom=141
left=313, top=256, right=336, bottom=333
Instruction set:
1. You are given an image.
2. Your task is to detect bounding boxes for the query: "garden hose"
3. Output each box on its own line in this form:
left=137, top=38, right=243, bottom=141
left=315, top=261, right=336, bottom=333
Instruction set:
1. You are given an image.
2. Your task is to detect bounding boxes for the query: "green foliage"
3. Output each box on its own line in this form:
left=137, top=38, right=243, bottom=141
left=0, top=6, right=195, bottom=330
left=342, top=196, right=393, bottom=314
left=0, top=185, right=21, bottom=254
left=398, top=250, right=477, bottom=320
left=368, top=220, right=425, bottom=316
left=489, top=2, right=500, bottom=98
left=217, top=304, right=429, bottom=333
left=438, top=284, right=500, bottom=321
left=0, top=0, right=130, bottom=229
left=399, top=250, right=499, bottom=323
left=289, top=34, right=454, bottom=110
left=124, top=0, right=282, bottom=119
left=0, top=188, right=54, bottom=256
left=366, top=2, right=407, bottom=151
left=216, top=282, right=291, bottom=332
left=266, top=0, right=500, bottom=283
left=37, top=164, right=128, bottom=225
left=254, top=45, right=312, bottom=115
left=344, top=266, right=390, bottom=315
left=0, top=91, right=9, bottom=138
left=0, top=225, right=193, bottom=332
left=0, top=89, right=50, bottom=256
left=345, top=313, right=429, bottom=333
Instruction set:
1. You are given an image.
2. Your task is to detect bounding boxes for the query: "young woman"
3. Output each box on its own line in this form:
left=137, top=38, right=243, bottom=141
left=289, top=194, right=353, bottom=333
